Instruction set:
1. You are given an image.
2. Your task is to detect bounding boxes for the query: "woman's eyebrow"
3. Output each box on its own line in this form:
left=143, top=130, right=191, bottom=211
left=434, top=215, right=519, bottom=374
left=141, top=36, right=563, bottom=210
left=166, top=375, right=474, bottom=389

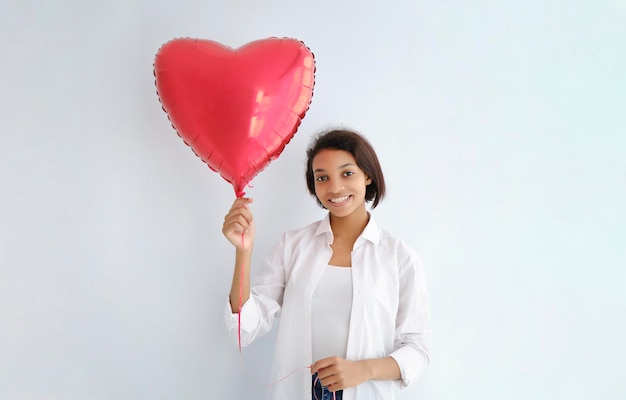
left=314, top=163, right=355, bottom=173
left=338, top=163, right=356, bottom=169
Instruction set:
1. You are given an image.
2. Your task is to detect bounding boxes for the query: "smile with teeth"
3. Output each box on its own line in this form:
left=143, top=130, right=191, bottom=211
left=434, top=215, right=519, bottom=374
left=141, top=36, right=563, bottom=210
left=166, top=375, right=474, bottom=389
left=329, top=195, right=350, bottom=204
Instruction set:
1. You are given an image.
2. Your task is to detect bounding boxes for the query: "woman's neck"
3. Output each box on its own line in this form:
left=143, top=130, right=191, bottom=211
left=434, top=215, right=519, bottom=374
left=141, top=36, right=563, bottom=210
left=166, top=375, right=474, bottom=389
left=329, top=208, right=370, bottom=240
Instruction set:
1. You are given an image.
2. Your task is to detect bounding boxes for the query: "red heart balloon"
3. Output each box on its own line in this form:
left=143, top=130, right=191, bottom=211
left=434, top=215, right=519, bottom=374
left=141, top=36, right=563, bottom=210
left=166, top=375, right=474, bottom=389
left=153, top=37, right=316, bottom=197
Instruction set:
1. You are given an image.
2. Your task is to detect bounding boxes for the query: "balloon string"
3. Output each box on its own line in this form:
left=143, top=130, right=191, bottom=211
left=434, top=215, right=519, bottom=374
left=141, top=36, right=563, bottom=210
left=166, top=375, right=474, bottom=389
left=238, top=231, right=244, bottom=352
left=237, top=358, right=337, bottom=396
left=236, top=190, right=244, bottom=352
left=236, top=352, right=312, bottom=390
left=265, top=365, right=312, bottom=387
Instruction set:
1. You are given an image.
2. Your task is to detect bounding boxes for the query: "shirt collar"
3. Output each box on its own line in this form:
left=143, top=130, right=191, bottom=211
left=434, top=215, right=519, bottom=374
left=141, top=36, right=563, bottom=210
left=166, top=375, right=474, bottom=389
left=314, top=212, right=380, bottom=245
left=360, top=214, right=380, bottom=245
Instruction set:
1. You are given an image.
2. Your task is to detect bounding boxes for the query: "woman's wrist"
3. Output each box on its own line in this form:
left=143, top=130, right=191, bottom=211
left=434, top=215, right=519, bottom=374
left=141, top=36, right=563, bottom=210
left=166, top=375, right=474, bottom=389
left=235, top=246, right=253, bottom=258
left=361, top=357, right=401, bottom=382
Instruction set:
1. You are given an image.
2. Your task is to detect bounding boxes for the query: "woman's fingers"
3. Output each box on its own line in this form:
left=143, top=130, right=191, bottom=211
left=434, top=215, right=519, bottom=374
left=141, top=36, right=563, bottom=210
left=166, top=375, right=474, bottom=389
left=312, top=357, right=368, bottom=392
left=228, top=197, right=253, bottom=212
left=222, top=198, right=255, bottom=250
left=312, top=356, right=342, bottom=374
left=223, top=199, right=254, bottom=232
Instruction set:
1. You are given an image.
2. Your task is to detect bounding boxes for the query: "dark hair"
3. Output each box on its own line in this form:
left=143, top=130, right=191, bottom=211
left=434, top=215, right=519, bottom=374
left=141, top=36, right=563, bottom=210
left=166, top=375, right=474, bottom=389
left=305, top=128, right=386, bottom=208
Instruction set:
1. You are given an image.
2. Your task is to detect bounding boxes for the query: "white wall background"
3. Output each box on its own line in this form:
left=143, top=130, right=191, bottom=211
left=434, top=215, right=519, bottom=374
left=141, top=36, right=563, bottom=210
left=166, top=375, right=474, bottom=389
left=1, top=1, right=625, bottom=399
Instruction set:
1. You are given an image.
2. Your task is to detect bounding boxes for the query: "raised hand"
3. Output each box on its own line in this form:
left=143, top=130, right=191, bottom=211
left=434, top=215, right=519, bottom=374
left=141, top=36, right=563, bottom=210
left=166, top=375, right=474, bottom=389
left=222, top=197, right=255, bottom=251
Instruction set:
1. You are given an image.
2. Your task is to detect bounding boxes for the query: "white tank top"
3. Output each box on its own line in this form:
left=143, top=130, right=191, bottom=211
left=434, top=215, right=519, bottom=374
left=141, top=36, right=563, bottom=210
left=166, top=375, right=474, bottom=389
left=311, top=265, right=353, bottom=362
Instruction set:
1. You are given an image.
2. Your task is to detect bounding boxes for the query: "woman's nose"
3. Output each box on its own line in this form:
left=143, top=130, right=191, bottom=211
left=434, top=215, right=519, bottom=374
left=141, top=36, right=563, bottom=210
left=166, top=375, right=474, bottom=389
left=328, top=178, right=344, bottom=193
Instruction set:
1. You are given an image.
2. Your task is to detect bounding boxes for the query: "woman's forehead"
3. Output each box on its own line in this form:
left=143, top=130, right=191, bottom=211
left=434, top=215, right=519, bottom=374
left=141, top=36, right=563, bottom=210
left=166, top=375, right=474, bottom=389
left=312, top=149, right=356, bottom=169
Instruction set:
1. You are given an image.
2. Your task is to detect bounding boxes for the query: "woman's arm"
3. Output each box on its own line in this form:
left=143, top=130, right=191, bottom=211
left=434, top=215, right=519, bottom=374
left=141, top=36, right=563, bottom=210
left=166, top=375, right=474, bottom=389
left=222, top=198, right=255, bottom=312
left=311, top=356, right=401, bottom=391
left=228, top=248, right=252, bottom=313
left=390, top=247, right=431, bottom=387
left=223, top=198, right=286, bottom=347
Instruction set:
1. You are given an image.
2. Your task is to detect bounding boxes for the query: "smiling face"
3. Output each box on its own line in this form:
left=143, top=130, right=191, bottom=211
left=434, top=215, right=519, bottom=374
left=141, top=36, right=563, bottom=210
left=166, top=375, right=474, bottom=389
left=305, top=129, right=386, bottom=210
left=312, top=149, right=372, bottom=219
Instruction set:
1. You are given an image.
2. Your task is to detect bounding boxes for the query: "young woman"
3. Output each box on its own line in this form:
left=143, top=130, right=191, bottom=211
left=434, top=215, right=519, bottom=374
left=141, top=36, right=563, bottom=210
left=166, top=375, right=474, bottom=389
left=223, top=129, right=430, bottom=400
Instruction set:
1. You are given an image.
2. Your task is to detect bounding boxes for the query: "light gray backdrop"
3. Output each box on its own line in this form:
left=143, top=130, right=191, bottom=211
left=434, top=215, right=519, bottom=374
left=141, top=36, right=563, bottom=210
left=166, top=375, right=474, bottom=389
left=1, top=0, right=625, bottom=399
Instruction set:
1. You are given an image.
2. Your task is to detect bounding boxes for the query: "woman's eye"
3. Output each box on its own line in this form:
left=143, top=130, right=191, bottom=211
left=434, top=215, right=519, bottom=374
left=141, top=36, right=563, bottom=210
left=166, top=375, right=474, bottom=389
left=315, top=176, right=327, bottom=182
left=344, top=171, right=355, bottom=177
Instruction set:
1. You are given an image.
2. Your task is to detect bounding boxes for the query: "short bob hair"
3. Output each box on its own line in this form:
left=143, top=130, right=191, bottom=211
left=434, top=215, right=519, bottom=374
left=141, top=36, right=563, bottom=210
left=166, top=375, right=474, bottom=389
left=305, top=128, right=386, bottom=209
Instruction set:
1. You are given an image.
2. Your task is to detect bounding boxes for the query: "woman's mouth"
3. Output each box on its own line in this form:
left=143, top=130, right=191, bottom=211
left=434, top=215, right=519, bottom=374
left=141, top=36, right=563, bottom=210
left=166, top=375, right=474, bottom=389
left=329, top=195, right=350, bottom=205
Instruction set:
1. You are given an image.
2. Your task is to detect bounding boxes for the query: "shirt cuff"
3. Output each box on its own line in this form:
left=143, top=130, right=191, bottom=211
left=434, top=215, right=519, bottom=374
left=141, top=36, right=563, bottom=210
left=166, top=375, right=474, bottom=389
left=224, top=296, right=260, bottom=333
left=389, top=346, right=418, bottom=388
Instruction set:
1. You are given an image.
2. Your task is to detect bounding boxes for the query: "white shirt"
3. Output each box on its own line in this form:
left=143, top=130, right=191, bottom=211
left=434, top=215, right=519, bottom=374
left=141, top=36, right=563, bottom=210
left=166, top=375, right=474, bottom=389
left=225, top=213, right=430, bottom=400
left=311, top=265, right=353, bottom=361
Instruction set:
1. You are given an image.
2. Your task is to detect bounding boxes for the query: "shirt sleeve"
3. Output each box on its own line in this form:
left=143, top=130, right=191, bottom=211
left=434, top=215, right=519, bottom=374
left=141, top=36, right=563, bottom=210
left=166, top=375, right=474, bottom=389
left=224, top=235, right=287, bottom=347
left=389, top=245, right=431, bottom=388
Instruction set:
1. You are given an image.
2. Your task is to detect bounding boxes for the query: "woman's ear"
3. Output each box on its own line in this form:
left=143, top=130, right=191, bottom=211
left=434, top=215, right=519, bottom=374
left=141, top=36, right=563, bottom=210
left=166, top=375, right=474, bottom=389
left=366, top=176, right=372, bottom=185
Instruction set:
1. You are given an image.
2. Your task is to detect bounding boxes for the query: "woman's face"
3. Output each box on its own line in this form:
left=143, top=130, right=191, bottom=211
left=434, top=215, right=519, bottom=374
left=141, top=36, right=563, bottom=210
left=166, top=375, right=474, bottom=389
left=311, top=149, right=372, bottom=218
